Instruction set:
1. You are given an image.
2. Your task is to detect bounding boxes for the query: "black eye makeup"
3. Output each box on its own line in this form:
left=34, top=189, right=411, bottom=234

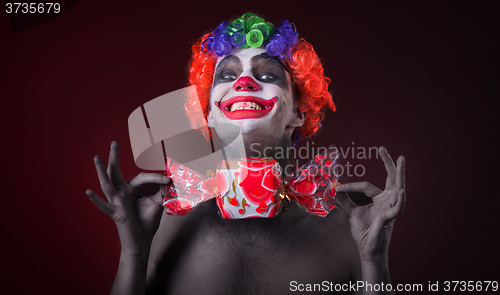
left=251, top=53, right=289, bottom=89
left=212, top=52, right=290, bottom=89
left=213, top=55, right=242, bottom=87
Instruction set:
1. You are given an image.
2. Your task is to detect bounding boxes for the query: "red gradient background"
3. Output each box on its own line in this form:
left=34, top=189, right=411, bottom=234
left=1, top=1, right=499, bottom=294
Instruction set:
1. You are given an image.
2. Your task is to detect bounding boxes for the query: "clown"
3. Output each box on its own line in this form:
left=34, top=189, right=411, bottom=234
left=87, top=13, right=406, bottom=295
left=186, top=14, right=334, bottom=158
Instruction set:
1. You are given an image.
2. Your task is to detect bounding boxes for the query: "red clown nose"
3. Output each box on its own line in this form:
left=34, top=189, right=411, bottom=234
left=233, top=76, right=260, bottom=91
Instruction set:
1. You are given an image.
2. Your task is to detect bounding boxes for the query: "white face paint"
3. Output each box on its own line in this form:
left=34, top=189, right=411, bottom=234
left=208, top=47, right=304, bottom=158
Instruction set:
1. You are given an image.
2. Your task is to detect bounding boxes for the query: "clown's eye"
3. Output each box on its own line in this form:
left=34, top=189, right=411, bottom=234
left=222, top=73, right=238, bottom=81
left=258, top=74, right=276, bottom=82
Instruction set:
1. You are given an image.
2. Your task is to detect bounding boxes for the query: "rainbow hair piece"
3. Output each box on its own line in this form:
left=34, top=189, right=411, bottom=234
left=187, top=13, right=336, bottom=142
left=201, top=13, right=298, bottom=60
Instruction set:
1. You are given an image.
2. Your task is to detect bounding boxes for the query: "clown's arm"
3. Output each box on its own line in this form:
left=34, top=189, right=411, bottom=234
left=335, top=147, right=406, bottom=295
left=86, top=141, right=170, bottom=295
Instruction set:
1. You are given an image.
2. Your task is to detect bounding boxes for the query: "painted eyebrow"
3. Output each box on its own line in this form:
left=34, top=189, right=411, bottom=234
left=250, top=53, right=289, bottom=72
left=215, top=55, right=242, bottom=73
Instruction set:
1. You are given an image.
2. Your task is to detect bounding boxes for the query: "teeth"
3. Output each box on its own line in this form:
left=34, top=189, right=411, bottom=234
left=230, top=102, right=264, bottom=111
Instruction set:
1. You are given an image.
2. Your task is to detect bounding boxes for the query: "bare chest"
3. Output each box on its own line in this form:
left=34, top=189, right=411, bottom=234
left=147, top=201, right=360, bottom=294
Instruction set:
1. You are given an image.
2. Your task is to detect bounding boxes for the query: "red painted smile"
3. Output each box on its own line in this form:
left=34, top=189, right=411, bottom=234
left=215, top=96, right=278, bottom=120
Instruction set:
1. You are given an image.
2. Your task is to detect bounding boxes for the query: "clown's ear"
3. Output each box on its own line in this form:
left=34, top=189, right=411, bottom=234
left=289, top=107, right=305, bottom=128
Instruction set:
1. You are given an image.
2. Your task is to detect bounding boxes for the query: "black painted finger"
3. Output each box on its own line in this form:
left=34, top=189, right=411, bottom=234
left=395, top=156, right=406, bottom=190
left=129, top=173, right=171, bottom=188
left=86, top=189, right=115, bottom=217
left=379, top=147, right=397, bottom=187
left=385, top=188, right=406, bottom=220
left=106, top=141, right=126, bottom=186
left=94, top=155, right=116, bottom=199
left=336, top=181, right=382, bottom=197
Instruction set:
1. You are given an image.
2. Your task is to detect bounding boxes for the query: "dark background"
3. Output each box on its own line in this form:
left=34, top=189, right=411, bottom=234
left=1, top=1, right=499, bottom=294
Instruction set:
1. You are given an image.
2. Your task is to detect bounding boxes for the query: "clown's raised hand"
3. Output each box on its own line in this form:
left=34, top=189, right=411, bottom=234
left=335, top=147, right=406, bottom=262
left=86, top=141, right=170, bottom=258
